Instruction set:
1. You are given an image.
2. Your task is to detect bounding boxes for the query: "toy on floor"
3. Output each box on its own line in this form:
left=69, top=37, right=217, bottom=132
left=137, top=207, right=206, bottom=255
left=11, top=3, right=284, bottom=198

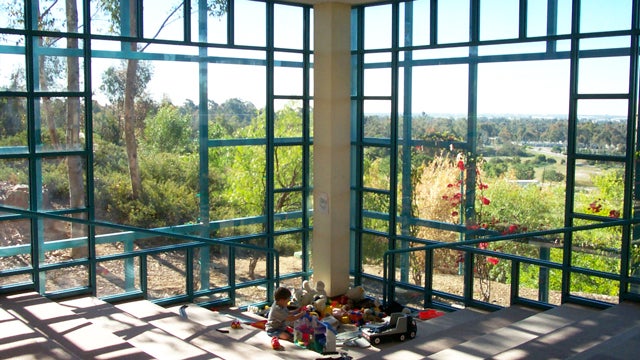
left=361, top=312, right=417, bottom=345
left=230, top=319, right=242, bottom=329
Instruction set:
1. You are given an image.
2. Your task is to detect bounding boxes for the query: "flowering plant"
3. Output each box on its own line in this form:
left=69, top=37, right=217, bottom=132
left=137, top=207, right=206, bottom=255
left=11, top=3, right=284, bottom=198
left=443, top=149, right=501, bottom=301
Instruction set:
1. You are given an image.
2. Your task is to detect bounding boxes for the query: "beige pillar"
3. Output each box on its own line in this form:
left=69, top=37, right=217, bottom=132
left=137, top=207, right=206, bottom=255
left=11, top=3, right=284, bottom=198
left=312, top=2, right=351, bottom=297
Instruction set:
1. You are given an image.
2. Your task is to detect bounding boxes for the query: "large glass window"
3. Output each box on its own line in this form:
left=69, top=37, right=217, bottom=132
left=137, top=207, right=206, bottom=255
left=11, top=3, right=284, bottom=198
left=353, top=0, right=640, bottom=308
left=0, top=0, right=312, bottom=306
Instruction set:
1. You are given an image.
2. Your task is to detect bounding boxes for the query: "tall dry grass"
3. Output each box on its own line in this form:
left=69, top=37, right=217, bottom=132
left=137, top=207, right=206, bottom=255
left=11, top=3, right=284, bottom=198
left=409, top=153, right=467, bottom=282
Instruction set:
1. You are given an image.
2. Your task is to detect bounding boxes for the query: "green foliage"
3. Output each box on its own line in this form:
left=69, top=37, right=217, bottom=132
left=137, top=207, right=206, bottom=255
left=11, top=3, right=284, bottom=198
left=143, top=104, right=194, bottom=153
left=543, top=168, right=565, bottom=182
left=100, top=61, right=152, bottom=106
left=483, top=158, right=509, bottom=178
left=512, top=162, right=535, bottom=180
left=496, top=143, right=529, bottom=157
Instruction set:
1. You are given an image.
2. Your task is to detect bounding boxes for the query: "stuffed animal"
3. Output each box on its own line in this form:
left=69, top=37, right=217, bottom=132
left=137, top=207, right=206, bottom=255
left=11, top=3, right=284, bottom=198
left=345, top=285, right=365, bottom=302
left=315, top=280, right=327, bottom=298
left=294, top=280, right=315, bottom=307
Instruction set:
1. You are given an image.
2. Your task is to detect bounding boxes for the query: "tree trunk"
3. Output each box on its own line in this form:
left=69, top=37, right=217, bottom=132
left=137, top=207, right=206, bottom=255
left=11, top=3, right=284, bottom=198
left=37, top=39, right=58, bottom=148
left=66, top=0, right=87, bottom=258
left=124, top=1, right=142, bottom=200
left=124, top=57, right=142, bottom=199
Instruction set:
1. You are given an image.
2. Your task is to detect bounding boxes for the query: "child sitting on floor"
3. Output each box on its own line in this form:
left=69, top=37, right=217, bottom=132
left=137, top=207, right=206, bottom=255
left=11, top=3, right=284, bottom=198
left=266, top=287, right=304, bottom=341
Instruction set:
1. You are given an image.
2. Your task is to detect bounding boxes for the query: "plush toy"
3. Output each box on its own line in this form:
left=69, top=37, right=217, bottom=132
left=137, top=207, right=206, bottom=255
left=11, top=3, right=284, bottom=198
left=315, top=280, right=327, bottom=298
left=294, top=280, right=315, bottom=307
left=311, top=280, right=328, bottom=313
left=314, top=295, right=327, bottom=313
left=345, top=285, right=365, bottom=302
left=363, top=308, right=385, bottom=323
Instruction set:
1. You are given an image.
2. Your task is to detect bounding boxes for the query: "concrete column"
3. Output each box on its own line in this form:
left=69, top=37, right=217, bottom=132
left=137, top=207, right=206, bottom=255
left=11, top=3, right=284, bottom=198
left=312, top=2, right=351, bottom=297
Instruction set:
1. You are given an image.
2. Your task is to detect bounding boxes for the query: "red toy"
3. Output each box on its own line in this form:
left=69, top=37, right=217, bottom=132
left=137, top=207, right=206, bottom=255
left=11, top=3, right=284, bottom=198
left=230, top=319, right=242, bottom=329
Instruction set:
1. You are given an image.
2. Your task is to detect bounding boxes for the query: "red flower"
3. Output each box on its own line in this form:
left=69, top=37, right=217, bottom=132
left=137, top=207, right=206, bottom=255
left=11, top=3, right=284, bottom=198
left=487, top=257, right=499, bottom=265
left=478, top=182, right=488, bottom=190
left=609, top=209, right=620, bottom=218
left=507, top=224, right=518, bottom=233
left=478, top=242, right=488, bottom=249
left=457, top=160, right=465, bottom=171
left=481, top=197, right=490, bottom=205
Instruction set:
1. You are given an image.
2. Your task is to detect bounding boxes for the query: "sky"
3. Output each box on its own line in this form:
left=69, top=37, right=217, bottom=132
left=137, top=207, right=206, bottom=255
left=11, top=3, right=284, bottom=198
left=140, top=0, right=633, bottom=117
left=0, top=0, right=635, bottom=117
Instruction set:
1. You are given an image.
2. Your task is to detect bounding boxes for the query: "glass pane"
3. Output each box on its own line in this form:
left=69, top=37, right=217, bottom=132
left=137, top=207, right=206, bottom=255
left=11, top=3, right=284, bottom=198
left=580, top=36, right=630, bottom=51
left=43, top=217, right=88, bottom=264
left=216, top=145, right=266, bottom=218
left=474, top=253, right=509, bottom=306
left=0, top=219, right=32, bottom=271
left=0, top=97, right=27, bottom=148
left=90, top=0, right=118, bottom=36
left=478, top=42, right=547, bottom=56
left=576, top=106, right=627, bottom=156
left=42, top=156, right=87, bottom=210
left=236, top=285, right=266, bottom=307
left=274, top=99, right=303, bottom=138
left=46, top=265, right=89, bottom=292
left=432, top=248, right=464, bottom=299
left=38, top=0, right=84, bottom=33
left=574, top=165, right=624, bottom=217
left=36, top=98, right=86, bottom=152
left=362, top=233, right=388, bottom=272
left=411, top=64, right=468, bottom=116
left=364, top=66, right=391, bottom=97
left=34, top=39, right=85, bottom=92
left=234, top=0, right=265, bottom=47
left=206, top=244, right=230, bottom=291
left=438, top=0, right=469, bottom=44
left=362, top=193, right=389, bottom=232
left=96, top=258, right=141, bottom=298
left=274, top=4, right=303, bottom=50
left=518, top=265, right=562, bottom=306
left=478, top=60, right=570, bottom=116
left=578, top=57, right=630, bottom=95
left=580, top=0, right=632, bottom=33
left=570, top=272, right=620, bottom=304
left=273, top=146, right=303, bottom=189
left=236, top=238, right=267, bottom=284
left=275, top=53, right=303, bottom=96
left=191, top=0, right=228, bottom=44
left=480, top=0, right=519, bottom=41
left=0, top=160, right=29, bottom=211
left=147, top=249, right=187, bottom=300
left=527, top=0, right=548, bottom=37
left=275, top=234, right=304, bottom=275
left=274, top=192, right=303, bottom=230
left=556, top=0, right=572, bottom=35
left=0, top=1, right=24, bottom=29
left=363, top=146, right=390, bottom=190
left=142, top=0, right=184, bottom=41
left=365, top=4, right=392, bottom=50
left=401, top=0, right=430, bottom=47
left=0, top=50, right=26, bottom=92
left=209, top=63, right=266, bottom=115
left=363, top=102, right=391, bottom=138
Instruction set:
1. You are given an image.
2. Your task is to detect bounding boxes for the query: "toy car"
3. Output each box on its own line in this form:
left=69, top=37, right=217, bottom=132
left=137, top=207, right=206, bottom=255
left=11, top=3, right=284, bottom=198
left=361, top=312, right=417, bottom=345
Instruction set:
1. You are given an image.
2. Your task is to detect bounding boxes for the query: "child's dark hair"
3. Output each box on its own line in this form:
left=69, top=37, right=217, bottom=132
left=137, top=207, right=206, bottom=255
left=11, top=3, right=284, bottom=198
left=274, top=287, right=292, bottom=301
